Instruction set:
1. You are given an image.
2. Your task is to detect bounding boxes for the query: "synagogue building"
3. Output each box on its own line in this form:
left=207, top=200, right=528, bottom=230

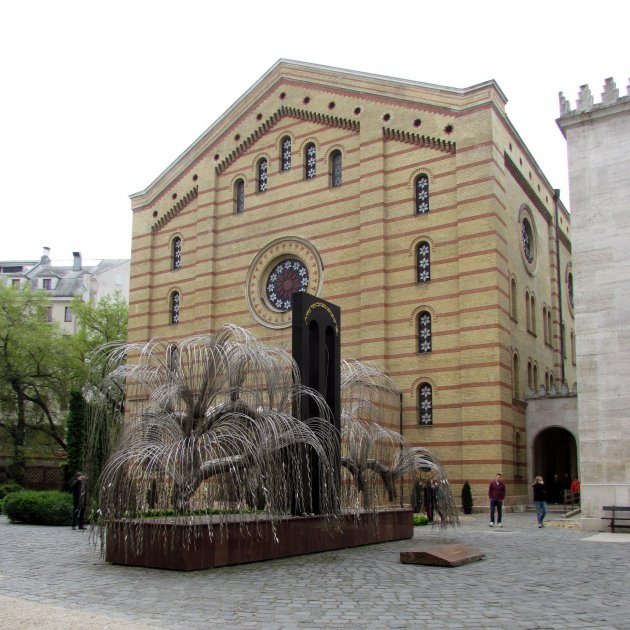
left=128, top=60, right=576, bottom=506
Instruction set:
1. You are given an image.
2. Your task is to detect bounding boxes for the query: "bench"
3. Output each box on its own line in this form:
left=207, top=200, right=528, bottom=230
left=602, top=505, right=630, bottom=533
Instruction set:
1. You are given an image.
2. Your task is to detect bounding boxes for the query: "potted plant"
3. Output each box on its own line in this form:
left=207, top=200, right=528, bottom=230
left=461, top=480, right=473, bottom=514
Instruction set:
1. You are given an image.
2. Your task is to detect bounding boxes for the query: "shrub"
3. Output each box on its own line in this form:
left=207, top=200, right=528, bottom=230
left=413, top=514, right=429, bottom=526
left=0, top=482, right=24, bottom=500
left=3, top=491, right=73, bottom=526
left=461, top=480, right=473, bottom=514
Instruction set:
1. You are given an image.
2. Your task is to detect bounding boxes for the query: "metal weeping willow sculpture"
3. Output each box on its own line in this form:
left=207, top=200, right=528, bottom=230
left=85, top=320, right=457, bottom=565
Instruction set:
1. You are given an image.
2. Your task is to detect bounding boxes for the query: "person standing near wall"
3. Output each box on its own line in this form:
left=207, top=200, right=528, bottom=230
left=488, top=473, right=506, bottom=527
left=532, top=475, right=548, bottom=528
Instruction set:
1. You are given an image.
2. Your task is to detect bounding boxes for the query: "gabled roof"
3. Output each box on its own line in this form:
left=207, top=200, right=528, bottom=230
left=130, top=59, right=506, bottom=208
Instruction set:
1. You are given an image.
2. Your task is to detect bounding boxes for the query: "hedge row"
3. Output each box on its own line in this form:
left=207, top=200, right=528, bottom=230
left=3, top=491, right=73, bottom=526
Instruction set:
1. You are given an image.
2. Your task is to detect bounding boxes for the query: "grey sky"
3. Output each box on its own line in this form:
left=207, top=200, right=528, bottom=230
left=1, top=0, right=627, bottom=263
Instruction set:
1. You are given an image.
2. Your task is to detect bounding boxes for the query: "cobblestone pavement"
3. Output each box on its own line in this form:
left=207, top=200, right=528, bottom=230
left=0, top=512, right=629, bottom=629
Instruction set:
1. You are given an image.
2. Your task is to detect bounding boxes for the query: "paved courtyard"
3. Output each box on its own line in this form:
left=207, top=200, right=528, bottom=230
left=0, top=512, right=629, bottom=629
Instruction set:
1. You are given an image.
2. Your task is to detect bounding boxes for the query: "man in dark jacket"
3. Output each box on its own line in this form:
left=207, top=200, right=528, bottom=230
left=488, top=473, right=506, bottom=527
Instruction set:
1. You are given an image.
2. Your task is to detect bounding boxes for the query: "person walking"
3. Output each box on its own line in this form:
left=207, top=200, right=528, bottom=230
left=488, top=473, right=506, bottom=527
left=70, top=472, right=87, bottom=530
left=532, top=475, right=548, bottom=528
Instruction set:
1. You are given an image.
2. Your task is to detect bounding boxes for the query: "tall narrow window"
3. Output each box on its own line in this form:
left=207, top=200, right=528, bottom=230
left=46, top=306, right=53, bottom=322
left=418, top=383, right=433, bottom=425
left=527, top=361, right=533, bottom=390
left=330, top=150, right=342, bottom=187
left=530, top=295, right=536, bottom=334
left=281, top=136, right=291, bottom=171
left=418, top=311, right=432, bottom=353
left=170, top=291, right=180, bottom=324
left=64, top=306, right=72, bottom=323
left=533, top=364, right=539, bottom=389
left=415, top=174, right=429, bottom=214
left=544, top=370, right=550, bottom=391
left=512, top=353, right=520, bottom=399
left=257, top=158, right=268, bottom=193
left=304, top=143, right=316, bottom=179
left=234, top=179, right=245, bottom=213
left=43, top=278, right=52, bottom=290
left=167, top=344, right=179, bottom=372
left=172, top=236, right=182, bottom=270
left=571, top=331, right=576, bottom=365
left=543, top=306, right=548, bottom=343
left=547, top=310, right=553, bottom=347
left=510, top=278, right=517, bottom=320
left=416, top=241, right=431, bottom=283
left=525, top=291, right=531, bottom=331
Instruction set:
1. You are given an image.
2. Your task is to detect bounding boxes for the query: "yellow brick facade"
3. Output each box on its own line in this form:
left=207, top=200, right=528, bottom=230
left=128, top=61, right=575, bottom=507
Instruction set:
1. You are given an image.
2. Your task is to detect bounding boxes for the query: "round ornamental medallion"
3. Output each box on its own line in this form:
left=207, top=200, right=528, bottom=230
left=265, top=258, right=309, bottom=311
left=246, top=237, right=324, bottom=329
left=518, top=205, right=538, bottom=276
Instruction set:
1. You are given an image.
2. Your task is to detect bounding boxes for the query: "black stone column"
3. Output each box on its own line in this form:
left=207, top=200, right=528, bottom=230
left=291, top=292, right=341, bottom=514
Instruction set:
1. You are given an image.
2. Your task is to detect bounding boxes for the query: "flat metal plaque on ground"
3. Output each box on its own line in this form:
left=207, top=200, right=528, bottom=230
left=400, top=544, right=484, bottom=567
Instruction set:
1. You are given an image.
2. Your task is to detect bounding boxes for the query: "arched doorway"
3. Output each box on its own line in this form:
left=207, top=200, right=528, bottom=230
left=532, top=427, right=578, bottom=502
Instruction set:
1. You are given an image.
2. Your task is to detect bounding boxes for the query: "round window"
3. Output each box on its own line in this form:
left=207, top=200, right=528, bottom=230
left=265, top=258, right=309, bottom=311
left=521, top=218, right=534, bottom=264
left=518, top=206, right=537, bottom=275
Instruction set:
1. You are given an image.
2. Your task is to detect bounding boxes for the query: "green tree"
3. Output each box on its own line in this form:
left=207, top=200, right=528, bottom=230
left=65, top=390, right=86, bottom=482
left=70, top=291, right=128, bottom=486
left=71, top=291, right=128, bottom=356
left=0, top=285, right=77, bottom=482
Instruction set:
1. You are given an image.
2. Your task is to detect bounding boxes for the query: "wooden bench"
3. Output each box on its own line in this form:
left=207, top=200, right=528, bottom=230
left=602, top=505, right=630, bottom=533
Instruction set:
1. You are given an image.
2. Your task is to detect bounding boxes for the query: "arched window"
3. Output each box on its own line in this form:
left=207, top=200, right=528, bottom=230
left=510, top=278, right=518, bottom=320
left=512, top=353, right=520, bottom=399
left=418, top=311, right=432, bottom=353
left=525, top=291, right=531, bottom=331
left=167, top=344, right=179, bottom=372
left=543, top=306, right=548, bottom=343
left=549, top=372, right=555, bottom=389
left=571, top=330, right=576, bottom=365
left=234, top=178, right=245, bottom=213
left=330, top=150, right=342, bottom=187
left=533, top=363, right=539, bottom=389
left=530, top=295, right=536, bottom=334
left=547, top=309, right=553, bottom=347
left=281, top=136, right=291, bottom=171
left=567, top=272, right=574, bottom=310
left=544, top=370, right=549, bottom=391
left=257, top=158, right=268, bottom=193
left=416, top=241, right=431, bottom=283
left=304, top=143, right=316, bottom=179
left=172, top=237, right=182, bottom=270
left=527, top=361, right=533, bottom=390
left=415, top=174, right=429, bottom=214
left=170, top=291, right=180, bottom=324
left=417, top=383, right=433, bottom=425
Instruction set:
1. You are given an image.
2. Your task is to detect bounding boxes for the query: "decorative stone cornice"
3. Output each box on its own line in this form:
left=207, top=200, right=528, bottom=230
left=504, top=153, right=552, bottom=224
left=215, top=106, right=360, bottom=175
left=151, top=186, right=198, bottom=233
left=382, top=127, right=455, bottom=153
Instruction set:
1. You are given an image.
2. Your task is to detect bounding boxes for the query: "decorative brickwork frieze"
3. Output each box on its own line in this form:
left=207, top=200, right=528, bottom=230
left=383, top=127, right=455, bottom=153
left=216, top=106, right=359, bottom=175
left=151, top=186, right=199, bottom=233
left=504, top=153, right=551, bottom=224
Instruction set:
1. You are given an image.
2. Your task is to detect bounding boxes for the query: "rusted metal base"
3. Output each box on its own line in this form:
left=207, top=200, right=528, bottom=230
left=400, top=544, right=484, bottom=567
left=106, top=509, right=413, bottom=571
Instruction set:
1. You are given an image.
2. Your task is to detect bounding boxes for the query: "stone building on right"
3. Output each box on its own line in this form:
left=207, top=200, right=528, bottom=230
left=557, top=77, right=630, bottom=528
